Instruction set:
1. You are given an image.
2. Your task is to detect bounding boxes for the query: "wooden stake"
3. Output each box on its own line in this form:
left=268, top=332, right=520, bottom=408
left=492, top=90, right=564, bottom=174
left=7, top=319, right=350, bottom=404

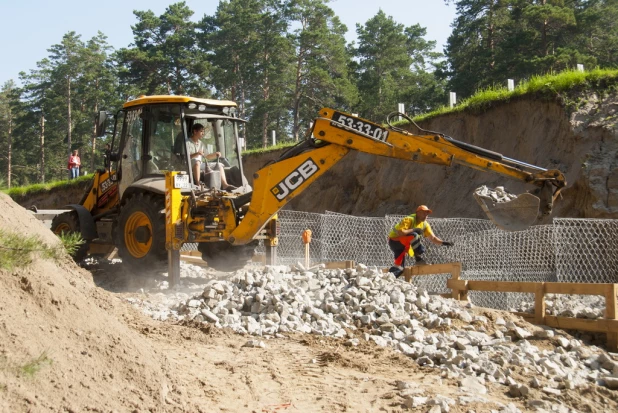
left=605, top=284, right=618, bottom=352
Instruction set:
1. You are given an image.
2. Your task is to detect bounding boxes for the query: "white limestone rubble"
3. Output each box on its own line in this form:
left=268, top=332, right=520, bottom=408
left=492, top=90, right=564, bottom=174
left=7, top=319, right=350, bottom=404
left=125, top=262, right=618, bottom=406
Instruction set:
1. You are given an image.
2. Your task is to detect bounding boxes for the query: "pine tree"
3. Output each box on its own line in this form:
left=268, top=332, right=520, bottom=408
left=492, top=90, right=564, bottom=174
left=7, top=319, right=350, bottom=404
left=48, top=32, right=86, bottom=159
left=201, top=0, right=293, bottom=148
left=286, top=0, right=358, bottom=140
left=354, top=10, right=444, bottom=120
left=117, top=2, right=210, bottom=96
left=0, top=81, right=19, bottom=188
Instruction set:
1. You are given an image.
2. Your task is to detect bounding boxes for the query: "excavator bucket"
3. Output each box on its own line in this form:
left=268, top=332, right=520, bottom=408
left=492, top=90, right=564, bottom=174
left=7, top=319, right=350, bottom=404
left=474, top=186, right=541, bottom=231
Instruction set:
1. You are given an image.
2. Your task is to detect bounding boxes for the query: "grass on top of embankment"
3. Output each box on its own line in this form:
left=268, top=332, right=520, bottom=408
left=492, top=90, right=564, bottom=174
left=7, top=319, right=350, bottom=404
left=3, top=174, right=94, bottom=199
left=242, top=141, right=297, bottom=156
left=412, top=68, right=618, bottom=123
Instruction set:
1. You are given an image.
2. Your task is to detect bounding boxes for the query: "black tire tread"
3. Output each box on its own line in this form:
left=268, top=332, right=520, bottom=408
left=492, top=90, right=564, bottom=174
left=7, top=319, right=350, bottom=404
left=115, top=192, right=166, bottom=270
left=50, top=211, right=89, bottom=263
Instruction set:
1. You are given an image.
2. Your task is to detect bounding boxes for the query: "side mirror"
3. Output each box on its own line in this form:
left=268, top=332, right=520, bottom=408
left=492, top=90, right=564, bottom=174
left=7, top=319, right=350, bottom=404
left=95, top=111, right=108, bottom=137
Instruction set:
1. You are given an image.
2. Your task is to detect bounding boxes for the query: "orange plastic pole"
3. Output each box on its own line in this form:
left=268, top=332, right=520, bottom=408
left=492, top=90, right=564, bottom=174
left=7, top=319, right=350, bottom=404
left=302, top=229, right=312, bottom=268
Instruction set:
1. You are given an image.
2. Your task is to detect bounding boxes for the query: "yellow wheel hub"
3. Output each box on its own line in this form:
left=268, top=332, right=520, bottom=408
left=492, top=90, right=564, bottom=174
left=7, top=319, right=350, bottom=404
left=54, top=223, right=72, bottom=235
left=124, top=211, right=152, bottom=258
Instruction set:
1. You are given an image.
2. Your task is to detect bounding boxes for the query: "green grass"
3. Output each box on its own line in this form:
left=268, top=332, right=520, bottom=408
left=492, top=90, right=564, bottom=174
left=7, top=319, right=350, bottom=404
left=0, top=229, right=84, bottom=270
left=3, top=174, right=93, bottom=199
left=413, top=68, right=618, bottom=123
left=0, top=352, right=52, bottom=379
left=18, top=352, right=52, bottom=378
left=243, top=141, right=296, bottom=156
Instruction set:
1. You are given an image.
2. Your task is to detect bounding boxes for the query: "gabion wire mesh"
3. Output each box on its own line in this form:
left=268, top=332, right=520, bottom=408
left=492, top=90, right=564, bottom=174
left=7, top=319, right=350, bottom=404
left=554, top=218, right=618, bottom=283
left=276, top=210, right=618, bottom=310
left=276, top=210, right=323, bottom=266
left=183, top=211, right=618, bottom=309
left=321, top=211, right=393, bottom=266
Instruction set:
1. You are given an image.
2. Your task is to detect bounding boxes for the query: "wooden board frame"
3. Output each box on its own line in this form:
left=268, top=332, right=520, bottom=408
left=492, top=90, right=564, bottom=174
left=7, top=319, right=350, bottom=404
left=446, top=270, right=618, bottom=352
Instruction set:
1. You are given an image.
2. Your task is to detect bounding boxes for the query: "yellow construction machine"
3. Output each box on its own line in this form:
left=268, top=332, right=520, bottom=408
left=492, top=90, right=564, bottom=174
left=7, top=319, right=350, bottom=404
left=39, top=96, right=565, bottom=276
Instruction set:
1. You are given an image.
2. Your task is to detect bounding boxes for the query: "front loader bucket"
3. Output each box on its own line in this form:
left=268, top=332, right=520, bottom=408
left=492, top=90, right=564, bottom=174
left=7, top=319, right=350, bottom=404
left=474, top=190, right=540, bottom=232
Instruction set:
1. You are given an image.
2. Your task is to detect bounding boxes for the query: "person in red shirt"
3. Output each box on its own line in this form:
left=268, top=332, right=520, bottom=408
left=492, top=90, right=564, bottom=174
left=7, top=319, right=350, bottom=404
left=68, top=150, right=81, bottom=179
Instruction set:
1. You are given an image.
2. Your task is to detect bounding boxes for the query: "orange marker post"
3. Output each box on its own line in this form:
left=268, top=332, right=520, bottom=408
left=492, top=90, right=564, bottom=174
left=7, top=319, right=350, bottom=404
left=302, top=229, right=312, bottom=268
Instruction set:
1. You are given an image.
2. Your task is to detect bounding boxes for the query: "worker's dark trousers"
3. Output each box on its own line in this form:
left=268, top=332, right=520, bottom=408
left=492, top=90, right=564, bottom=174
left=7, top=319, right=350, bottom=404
left=388, top=236, right=425, bottom=267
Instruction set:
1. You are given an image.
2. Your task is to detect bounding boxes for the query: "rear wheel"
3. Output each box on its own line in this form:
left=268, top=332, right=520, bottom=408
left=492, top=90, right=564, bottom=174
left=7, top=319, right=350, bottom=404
left=51, top=211, right=89, bottom=263
left=198, top=240, right=258, bottom=272
left=116, top=193, right=166, bottom=270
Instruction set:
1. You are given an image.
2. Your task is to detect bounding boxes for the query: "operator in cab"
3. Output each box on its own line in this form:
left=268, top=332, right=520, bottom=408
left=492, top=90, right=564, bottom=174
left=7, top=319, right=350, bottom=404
left=387, top=205, right=453, bottom=278
left=187, top=123, right=236, bottom=191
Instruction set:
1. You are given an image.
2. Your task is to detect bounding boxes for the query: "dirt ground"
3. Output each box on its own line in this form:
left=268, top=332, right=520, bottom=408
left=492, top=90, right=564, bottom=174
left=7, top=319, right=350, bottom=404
left=1, top=192, right=617, bottom=412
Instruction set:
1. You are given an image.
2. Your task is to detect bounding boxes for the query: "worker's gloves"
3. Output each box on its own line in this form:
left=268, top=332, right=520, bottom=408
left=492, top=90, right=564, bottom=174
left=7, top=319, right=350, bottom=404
left=442, top=241, right=454, bottom=247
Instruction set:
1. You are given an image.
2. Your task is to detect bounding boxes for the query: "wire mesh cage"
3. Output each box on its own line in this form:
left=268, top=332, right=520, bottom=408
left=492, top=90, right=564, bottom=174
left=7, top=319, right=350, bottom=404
left=276, top=211, right=618, bottom=310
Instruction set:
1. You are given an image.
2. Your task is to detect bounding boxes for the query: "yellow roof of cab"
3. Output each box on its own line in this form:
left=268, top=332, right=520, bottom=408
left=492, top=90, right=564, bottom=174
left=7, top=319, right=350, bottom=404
left=123, top=95, right=237, bottom=108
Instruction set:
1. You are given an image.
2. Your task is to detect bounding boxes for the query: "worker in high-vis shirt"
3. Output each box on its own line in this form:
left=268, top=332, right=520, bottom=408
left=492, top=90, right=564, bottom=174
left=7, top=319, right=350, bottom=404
left=387, top=205, right=453, bottom=278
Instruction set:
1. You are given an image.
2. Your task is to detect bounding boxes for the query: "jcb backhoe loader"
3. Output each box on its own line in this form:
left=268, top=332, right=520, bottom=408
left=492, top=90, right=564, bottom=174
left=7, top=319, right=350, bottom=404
left=38, top=96, right=565, bottom=272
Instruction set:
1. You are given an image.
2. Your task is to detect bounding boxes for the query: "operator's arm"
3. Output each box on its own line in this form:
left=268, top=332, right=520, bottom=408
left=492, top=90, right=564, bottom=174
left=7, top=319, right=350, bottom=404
left=205, top=151, right=222, bottom=161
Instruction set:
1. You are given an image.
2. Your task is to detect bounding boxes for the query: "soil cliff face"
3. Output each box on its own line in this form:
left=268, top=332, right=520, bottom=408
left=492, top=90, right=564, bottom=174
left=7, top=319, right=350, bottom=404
left=244, top=94, right=618, bottom=219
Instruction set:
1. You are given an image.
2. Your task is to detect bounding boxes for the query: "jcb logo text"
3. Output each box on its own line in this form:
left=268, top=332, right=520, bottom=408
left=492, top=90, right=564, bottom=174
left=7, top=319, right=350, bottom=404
left=271, top=159, right=319, bottom=201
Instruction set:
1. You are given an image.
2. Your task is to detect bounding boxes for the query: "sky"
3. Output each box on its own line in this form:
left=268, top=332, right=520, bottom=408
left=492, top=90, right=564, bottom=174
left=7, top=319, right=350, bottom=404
left=0, top=0, right=457, bottom=87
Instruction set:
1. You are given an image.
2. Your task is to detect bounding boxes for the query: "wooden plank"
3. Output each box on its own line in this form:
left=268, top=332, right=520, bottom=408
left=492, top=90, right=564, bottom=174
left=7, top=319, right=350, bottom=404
left=545, top=316, right=618, bottom=334
left=325, top=261, right=355, bottom=270
left=447, top=279, right=468, bottom=300
left=452, top=262, right=461, bottom=281
left=447, top=279, right=468, bottom=290
left=409, top=263, right=461, bottom=276
left=180, top=255, right=208, bottom=266
left=605, top=284, right=618, bottom=352
left=181, top=250, right=201, bottom=257
left=545, top=282, right=609, bottom=296
left=404, top=262, right=461, bottom=282
left=465, top=280, right=538, bottom=294
left=535, top=283, right=546, bottom=325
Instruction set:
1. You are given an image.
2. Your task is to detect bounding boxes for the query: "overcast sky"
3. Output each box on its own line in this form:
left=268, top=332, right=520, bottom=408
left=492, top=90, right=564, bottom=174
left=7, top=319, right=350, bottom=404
left=0, top=0, right=457, bottom=86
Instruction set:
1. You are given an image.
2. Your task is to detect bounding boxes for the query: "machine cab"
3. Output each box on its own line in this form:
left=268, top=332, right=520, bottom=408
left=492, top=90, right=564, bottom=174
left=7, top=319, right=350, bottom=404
left=106, top=96, right=249, bottom=199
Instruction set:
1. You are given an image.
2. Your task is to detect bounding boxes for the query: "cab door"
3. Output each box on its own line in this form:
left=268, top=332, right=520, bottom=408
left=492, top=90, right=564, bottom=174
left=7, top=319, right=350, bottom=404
left=118, top=107, right=144, bottom=198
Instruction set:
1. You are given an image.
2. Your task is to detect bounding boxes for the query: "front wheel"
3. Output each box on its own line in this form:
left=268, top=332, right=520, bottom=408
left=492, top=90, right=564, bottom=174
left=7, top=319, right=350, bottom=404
left=51, top=211, right=89, bottom=263
left=115, top=193, right=166, bottom=271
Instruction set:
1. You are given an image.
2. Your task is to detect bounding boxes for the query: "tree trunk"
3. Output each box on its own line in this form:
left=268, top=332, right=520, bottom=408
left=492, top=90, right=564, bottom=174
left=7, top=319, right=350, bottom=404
left=488, top=2, right=495, bottom=70
left=90, top=79, right=99, bottom=172
left=40, top=113, right=45, bottom=183
left=262, top=76, right=270, bottom=148
left=67, top=75, right=72, bottom=156
left=541, top=0, right=548, bottom=56
left=292, top=49, right=305, bottom=141
left=7, top=109, right=12, bottom=188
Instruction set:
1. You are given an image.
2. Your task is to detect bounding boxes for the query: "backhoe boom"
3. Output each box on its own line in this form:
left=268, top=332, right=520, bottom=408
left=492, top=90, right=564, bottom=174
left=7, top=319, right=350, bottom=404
left=229, top=108, right=566, bottom=244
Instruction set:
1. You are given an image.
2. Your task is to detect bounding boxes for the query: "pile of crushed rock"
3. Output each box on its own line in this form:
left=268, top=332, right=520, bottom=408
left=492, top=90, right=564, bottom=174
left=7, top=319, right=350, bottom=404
left=124, top=262, right=618, bottom=404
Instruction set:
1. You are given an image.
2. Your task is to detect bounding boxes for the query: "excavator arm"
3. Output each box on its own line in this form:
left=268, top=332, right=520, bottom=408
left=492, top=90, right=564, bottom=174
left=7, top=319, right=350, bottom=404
left=228, top=108, right=566, bottom=244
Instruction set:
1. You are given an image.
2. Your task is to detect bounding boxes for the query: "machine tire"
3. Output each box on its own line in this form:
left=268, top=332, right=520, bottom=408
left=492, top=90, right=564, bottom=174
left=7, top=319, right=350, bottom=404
left=198, top=240, right=258, bottom=272
left=51, top=211, right=89, bottom=263
left=115, top=193, right=166, bottom=270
